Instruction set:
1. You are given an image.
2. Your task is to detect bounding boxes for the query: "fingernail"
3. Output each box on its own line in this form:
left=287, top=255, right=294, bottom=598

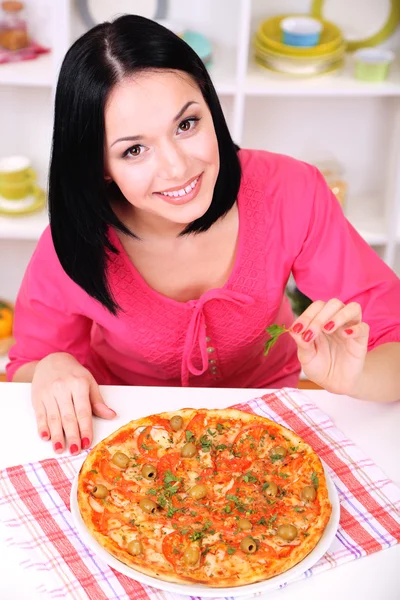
left=344, top=328, right=353, bottom=335
left=81, top=437, right=90, bottom=450
left=41, top=431, right=49, bottom=439
left=54, top=442, right=63, bottom=451
left=70, top=444, right=79, bottom=455
left=324, top=321, right=335, bottom=331
left=292, top=323, right=304, bottom=334
left=302, top=330, right=314, bottom=343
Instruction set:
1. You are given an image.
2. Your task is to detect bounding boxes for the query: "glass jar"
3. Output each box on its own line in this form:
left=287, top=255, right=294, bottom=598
left=315, top=159, right=347, bottom=209
left=0, top=1, right=28, bottom=50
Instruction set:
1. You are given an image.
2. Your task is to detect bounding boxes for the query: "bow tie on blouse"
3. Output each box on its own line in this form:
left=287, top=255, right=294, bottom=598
left=181, top=288, right=255, bottom=386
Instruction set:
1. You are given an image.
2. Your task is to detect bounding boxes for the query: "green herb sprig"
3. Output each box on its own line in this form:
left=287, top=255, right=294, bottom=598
left=264, top=324, right=290, bottom=357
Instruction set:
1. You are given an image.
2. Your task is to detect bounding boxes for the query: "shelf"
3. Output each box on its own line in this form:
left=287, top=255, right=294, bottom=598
left=208, top=46, right=237, bottom=95
left=0, top=208, right=48, bottom=240
left=0, top=199, right=391, bottom=245
left=245, top=55, right=400, bottom=97
left=0, top=53, right=53, bottom=88
left=345, top=198, right=387, bottom=245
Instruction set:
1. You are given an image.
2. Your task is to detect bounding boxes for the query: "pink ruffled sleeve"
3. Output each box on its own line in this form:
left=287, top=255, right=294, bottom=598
left=6, top=227, right=92, bottom=381
left=285, top=160, right=400, bottom=350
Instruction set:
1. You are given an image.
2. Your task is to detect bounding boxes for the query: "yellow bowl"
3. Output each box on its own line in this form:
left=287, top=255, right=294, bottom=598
left=257, top=14, right=342, bottom=57
left=254, top=54, right=344, bottom=78
left=254, top=35, right=346, bottom=62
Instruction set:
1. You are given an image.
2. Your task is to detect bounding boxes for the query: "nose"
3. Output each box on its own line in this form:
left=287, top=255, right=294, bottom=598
left=156, top=139, right=188, bottom=182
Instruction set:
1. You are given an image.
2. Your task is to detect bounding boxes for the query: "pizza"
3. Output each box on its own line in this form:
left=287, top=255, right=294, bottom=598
left=77, top=408, right=332, bottom=587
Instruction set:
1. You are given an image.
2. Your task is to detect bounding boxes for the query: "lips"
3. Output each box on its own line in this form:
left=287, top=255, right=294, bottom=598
left=154, top=173, right=203, bottom=206
left=156, top=174, right=200, bottom=195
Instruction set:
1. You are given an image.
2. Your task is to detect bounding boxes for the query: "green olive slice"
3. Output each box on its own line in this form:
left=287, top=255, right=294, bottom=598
left=276, top=524, right=298, bottom=541
left=181, top=442, right=197, bottom=458
left=188, top=484, right=208, bottom=500
left=240, top=536, right=257, bottom=554
left=170, top=415, right=184, bottom=431
left=111, top=451, right=130, bottom=469
left=269, top=446, right=287, bottom=460
left=264, top=481, right=278, bottom=496
left=238, top=518, right=252, bottom=531
left=141, top=464, right=157, bottom=480
left=91, top=484, right=108, bottom=499
left=301, top=485, right=317, bottom=502
left=183, top=544, right=200, bottom=565
left=127, top=540, right=143, bottom=555
left=139, top=498, right=157, bottom=514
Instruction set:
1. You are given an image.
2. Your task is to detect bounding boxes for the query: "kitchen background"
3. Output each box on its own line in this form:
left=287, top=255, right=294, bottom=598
left=0, top=0, right=399, bottom=382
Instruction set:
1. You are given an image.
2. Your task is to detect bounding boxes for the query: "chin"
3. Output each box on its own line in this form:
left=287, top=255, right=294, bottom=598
left=165, top=198, right=212, bottom=226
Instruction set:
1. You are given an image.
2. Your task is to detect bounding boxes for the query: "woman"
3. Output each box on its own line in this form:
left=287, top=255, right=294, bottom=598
left=7, top=15, right=400, bottom=456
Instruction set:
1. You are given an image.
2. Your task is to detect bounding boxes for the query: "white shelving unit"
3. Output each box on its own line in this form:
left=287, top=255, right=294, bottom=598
left=1, top=0, right=400, bottom=374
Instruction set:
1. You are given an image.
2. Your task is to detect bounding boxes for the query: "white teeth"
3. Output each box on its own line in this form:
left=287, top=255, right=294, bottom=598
left=159, top=177, right=198, bottom=197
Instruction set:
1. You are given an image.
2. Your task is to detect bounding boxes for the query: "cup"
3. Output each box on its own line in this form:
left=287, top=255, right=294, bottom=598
left=281, top=17, right=323, bottom=48
left=0, top=155, right=37, bottom=200
left=353, top=49, right=395, bottom=82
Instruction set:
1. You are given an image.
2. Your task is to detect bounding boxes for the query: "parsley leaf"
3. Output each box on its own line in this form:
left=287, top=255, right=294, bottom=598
left=311, top=471, right=319, bottom=489
left=264, top=324, right=289, bottom=357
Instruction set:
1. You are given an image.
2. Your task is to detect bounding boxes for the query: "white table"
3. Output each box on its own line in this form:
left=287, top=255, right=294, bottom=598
left=0, top=383, right=399, bottom=600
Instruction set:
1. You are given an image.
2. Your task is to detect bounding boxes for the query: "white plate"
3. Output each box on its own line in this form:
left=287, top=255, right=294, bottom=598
left=312, top=0, right=397, bottom=45
left=77, top=0, right=167, bottom=28
left=70, top=461, right=340, bottom=597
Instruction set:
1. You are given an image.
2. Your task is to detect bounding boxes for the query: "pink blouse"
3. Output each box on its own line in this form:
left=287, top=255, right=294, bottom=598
left=7, top=150, right=400, bottom=388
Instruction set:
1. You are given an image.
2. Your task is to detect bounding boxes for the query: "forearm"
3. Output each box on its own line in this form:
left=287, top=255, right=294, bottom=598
left=12, top=361, right=39, bottom=382
left=352, top=342, right=400, bottom=403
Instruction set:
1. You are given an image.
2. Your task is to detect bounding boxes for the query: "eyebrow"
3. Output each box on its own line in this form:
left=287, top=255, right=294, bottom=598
left=110, top=101, right=200, bottom=148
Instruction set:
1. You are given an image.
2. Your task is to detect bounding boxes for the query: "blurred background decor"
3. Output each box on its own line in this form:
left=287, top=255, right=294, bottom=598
left=0, top=299, right=13, bottom=371
left=0, top=154, right=45, bottom=215
left=0, top=0, right=49, bottom=63
left=254, top=14, right=345, bottom=77
left=76, top=0, right=213, bottom=66
left=311, top=0, right=400, bottom=51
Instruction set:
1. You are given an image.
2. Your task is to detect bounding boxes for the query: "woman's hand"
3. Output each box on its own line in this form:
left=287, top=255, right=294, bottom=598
left=289, top=299, right=370, bottom=395
left=32, top=352, right=116, bottom=455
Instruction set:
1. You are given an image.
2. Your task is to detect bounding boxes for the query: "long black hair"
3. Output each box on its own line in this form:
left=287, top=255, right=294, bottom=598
left=49, top=15, right=241, bottom=313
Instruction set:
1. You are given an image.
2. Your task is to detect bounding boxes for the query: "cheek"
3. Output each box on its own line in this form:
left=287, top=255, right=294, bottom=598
left=192, top=130, right=219, bottom=168
left=112, top=161, right=155, bottom=199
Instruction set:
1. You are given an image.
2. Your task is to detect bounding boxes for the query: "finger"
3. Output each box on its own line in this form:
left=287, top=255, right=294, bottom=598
left=291, top=300, right=327, bottom=340
left=320, top=302, right=362, bottom=334
left=289, top=328, right=318, bottom=362
left=89, top=378, right=116, bottom=420
left=42, top=395, right=64, bottom=454
left=70, top=377, right=93, bottom=450
left=32, top=394, right=50, bottom=442
left=341, top=321, right=370, bottom=344
left=53, top=380, right=81, bottom=455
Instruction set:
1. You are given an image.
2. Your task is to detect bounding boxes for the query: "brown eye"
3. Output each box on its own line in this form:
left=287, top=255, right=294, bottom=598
left=124, top=145, right=142, bottom=158
left=179, top=119, right=191, bottom=132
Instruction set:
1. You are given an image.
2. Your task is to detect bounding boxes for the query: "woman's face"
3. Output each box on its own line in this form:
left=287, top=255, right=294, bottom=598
left=104, top=70, right=220, bottom=229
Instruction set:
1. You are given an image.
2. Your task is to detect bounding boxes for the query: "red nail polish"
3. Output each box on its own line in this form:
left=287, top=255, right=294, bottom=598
left=324, top=321, right=335, bottom=331
left=41, top=431, right=49, bottom=439
left=344, top=328, right=353, bottom=335
left=292, top=323, right=304, bottom=334
left=54, top=442, right=62, bottom=451
left=303, top=330, right=314, bottom=343
left=81, top=437, right=90, bottom=450
left=70, top=444, right=79, bottom=455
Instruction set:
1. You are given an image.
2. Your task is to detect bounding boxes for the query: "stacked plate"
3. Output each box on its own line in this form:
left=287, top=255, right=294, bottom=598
left=254, top=15, right=345, bottom=77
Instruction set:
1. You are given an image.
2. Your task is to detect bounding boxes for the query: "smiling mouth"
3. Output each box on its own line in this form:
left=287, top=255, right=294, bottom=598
left=155, top=174, right=201, bottom=198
